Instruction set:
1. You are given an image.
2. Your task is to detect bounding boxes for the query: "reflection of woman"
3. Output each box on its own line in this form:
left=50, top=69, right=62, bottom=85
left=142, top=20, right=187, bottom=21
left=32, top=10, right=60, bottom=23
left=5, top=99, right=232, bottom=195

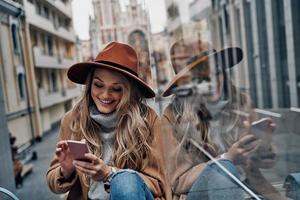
left=47, top=42, right=169, bottom=200
left=161, top=45, right=285, bottom=200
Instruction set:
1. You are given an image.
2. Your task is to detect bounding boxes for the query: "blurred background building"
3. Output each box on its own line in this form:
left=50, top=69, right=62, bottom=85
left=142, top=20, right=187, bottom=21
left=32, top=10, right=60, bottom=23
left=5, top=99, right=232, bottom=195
left=202, top=0, right=299, bottom=110
left=89, top=0, right=153, bottom=86
left=0, top=0, right=26, bottom=192
left=23, top=0, right=80, bottom=141
left=166, top=0, right=300, bottom=186
left=0, top=0, right=81, bottom=192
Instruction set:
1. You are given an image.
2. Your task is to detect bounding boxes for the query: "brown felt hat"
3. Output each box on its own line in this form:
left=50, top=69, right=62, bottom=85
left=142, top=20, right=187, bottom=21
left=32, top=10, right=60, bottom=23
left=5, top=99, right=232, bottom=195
left=67, top=41, right=155, bottom=98
left=162, top=46, right=243, bottom=97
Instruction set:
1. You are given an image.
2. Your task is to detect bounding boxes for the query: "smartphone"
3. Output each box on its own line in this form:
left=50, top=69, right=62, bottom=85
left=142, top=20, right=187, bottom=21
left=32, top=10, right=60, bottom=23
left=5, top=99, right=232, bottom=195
left=67, top=140, right=90, bottom=162
left=249, top=118, right=271, bottom=138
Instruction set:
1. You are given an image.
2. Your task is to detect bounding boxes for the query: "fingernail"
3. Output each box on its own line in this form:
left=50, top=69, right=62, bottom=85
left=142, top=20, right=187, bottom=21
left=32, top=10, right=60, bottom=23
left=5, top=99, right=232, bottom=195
left=72, top=160, right=76, bottom=165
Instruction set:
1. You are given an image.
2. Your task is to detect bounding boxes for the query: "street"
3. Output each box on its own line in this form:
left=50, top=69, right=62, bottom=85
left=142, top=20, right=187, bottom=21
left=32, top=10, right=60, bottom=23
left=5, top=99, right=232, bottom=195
left=16, top=127, right=62, bottom=200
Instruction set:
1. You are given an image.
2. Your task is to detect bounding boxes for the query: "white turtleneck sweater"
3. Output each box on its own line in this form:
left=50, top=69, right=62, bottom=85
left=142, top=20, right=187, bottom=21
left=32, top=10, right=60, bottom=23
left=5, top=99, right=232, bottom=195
left=88, top=105, right=117, bottom=200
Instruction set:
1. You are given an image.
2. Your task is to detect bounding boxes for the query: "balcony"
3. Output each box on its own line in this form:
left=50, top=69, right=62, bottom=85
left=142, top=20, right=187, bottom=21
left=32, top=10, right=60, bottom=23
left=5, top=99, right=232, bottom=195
left=38, top=86, right=81, bottom=109
left=45, top=0, right=73, bottom=19
left=24, top=1, right=75, bottom=42
left=33, top=47, right=76, bottom=69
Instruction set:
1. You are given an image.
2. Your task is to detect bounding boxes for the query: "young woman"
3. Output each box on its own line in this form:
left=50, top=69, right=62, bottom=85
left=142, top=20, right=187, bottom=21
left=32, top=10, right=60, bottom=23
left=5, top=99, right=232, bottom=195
left=161, top=39, right=286, bottom=200
left=47, top=42, right=169, bottom=200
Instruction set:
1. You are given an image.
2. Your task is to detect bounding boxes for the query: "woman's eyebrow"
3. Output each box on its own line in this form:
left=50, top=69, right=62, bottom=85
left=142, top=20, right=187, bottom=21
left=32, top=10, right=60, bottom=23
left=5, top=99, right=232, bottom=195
left=93, top=77, right=103, bottom=82
left=93, top=77, right=123, bottom=85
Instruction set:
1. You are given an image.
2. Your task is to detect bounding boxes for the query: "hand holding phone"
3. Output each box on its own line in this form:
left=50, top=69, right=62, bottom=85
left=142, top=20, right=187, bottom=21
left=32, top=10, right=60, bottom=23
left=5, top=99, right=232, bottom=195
left=67, top=140, right=90, bottom=162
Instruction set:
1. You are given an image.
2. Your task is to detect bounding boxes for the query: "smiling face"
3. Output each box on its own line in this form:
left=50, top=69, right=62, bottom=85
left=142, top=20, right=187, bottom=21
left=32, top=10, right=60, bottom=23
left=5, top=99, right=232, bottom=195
left=91, top=68, right=127, bottom=114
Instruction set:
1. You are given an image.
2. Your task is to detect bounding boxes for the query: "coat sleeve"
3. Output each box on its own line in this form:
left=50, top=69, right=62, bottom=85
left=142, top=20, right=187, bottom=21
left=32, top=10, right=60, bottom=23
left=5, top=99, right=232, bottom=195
left=139, top=109, right=172, bottom=200
left=46, top=111, right=79, bottom=194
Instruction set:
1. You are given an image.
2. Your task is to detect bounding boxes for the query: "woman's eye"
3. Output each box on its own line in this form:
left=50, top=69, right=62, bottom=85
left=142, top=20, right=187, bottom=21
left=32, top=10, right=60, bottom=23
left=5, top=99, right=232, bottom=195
left=112, top=87, right=122, bottom=92
left=94, top=83, right=103, bottom=88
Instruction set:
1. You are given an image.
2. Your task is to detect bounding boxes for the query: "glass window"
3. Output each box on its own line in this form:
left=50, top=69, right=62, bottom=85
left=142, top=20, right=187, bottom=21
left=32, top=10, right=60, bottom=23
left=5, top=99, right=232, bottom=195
left=11, top=24, right=20, bottom=54
left=17, top=73, right=26, bottom=100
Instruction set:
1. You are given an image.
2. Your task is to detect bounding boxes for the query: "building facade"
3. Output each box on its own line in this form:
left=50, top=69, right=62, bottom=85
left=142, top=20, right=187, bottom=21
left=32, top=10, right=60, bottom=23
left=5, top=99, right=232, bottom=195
left=21, top=0, right=80, bottom=140
left=0, top=0, right=26, bottom=191
left=0, top=0, right=43, bottom=148
left=0, top=0, right=81, bottom=149
left=208, top=0, right=300, bottom=109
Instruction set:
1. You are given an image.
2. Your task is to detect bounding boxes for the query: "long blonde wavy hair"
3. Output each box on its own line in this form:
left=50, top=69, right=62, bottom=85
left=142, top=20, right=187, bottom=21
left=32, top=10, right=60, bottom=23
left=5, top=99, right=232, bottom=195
left=171, top=79, right=253, bottom=160
left=70, top=68, right=154, bottom=170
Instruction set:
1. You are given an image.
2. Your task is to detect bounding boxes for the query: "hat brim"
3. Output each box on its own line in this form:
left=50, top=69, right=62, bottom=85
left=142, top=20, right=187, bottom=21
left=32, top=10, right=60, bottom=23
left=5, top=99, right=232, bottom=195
left=67, top=61, right=155, bottom=98
left=162, top=47, right=243, bottom=97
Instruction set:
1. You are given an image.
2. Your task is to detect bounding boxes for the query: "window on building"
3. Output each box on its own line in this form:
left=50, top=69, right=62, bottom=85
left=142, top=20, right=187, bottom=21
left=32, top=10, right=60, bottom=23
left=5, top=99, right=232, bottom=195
left=44, top=6, right=49, bottom=19
left=17, top=73, right=26, bottom=100
left=35, top=68, right=43, bottom=89
left=36, top=2, right=42, bottom=15
left=64, top=42, right=72, bottom=59
left=64, top=19, right=70, bottom=30
left=11, top=24, right=20, bottom=54
left=49, top=69, right=58, bottom=92
left=47, top=35, right=53, bottom=56
left=31, top=30, right=38, bottom=47
left=40, top=33, right=47, bottom=54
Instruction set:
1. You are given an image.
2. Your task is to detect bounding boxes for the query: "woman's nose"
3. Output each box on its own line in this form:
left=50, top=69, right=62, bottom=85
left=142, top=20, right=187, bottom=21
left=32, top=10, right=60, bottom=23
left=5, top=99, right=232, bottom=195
left=101, top=88, right=112, bottom=97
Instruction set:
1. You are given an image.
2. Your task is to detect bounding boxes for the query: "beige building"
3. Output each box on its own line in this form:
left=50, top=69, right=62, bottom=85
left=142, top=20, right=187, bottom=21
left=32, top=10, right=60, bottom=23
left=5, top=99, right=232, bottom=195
left=0, top=0, right=28, bottom=190
left=0, top=0, right=80, bottom=147
left=0, top=0, right=42, bottom=147
left=18, top=0, right=80, bottom=143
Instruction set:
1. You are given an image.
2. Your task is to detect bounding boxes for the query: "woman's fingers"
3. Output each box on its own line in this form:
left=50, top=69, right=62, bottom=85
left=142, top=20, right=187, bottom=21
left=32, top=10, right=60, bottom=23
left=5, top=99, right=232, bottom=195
left=75, top=164, right=96, bottom=176
left=73, top=160, right=95, bottom=170
left=55, top=147, right=62, bottom=156
left=238, top=134, right=258, bottom=147
left=56, top=140, right=69, bottom=151
left=73, top=157, right=108, bottom=181
left=84, top=153, right=100, bottom=164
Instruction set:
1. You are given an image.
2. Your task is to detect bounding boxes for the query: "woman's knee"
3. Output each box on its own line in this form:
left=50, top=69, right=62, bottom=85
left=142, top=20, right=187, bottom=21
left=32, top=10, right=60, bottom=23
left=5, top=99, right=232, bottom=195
left=110, top=170, right=144, bottom=198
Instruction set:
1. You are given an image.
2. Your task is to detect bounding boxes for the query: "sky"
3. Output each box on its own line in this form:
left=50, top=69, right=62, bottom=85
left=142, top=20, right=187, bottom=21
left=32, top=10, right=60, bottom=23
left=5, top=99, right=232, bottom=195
left=71, top=0, right=167, bottom=40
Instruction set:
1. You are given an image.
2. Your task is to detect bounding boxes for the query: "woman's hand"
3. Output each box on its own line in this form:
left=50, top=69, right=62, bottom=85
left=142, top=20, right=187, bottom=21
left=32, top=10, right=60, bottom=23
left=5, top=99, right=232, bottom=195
left=73, top=153, right=111, bottom=182
left=226, top=134, right=260, bottom=166
left=250, top=118, right=277, bottom=168
left=55, top=140, right=75, bottom=178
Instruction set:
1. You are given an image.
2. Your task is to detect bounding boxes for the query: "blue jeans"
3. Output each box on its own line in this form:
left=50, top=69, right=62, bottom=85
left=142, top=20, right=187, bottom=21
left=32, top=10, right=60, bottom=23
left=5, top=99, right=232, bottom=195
left=187, top=159, right=244, bottom=200
left=110, top=169, right=154, bottom=200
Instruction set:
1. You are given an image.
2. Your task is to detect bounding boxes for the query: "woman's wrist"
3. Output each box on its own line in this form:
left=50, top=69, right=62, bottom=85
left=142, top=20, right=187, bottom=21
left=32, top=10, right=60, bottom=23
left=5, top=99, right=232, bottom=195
left=60, top=166, right=75, bottom=179
left=220, top=152, right=233, bottom=161
left=103, top=166, right=117, bottom=182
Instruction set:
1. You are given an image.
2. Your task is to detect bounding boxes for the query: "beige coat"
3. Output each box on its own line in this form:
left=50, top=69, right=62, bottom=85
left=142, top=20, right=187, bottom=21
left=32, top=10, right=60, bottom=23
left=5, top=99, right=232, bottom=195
left=161, top=103, right=285, bottom=200
left=161, top=105, right=207, bottom=200
left=47, top=107, right=171, bottom=200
